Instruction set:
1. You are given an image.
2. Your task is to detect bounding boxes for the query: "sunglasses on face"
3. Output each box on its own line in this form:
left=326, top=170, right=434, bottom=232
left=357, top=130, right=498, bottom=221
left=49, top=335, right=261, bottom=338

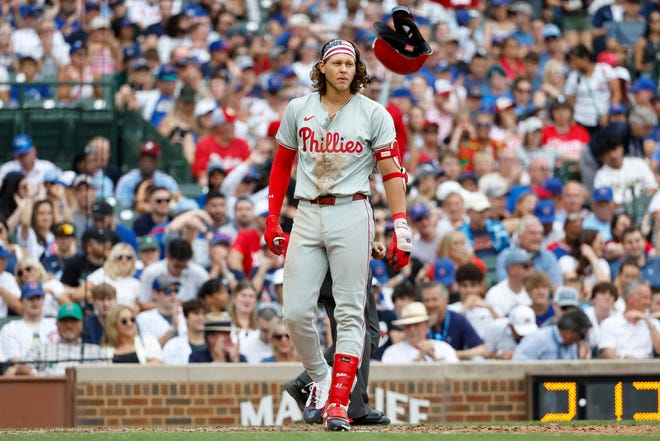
left=155, top=198, right=171, bottom=204
left=520, top=262, right=532, bottom=269
left=116, top=254, right=134, bottom=262
left=120, top=316, right=136, bottom=325
left=476, top=122, right=492, bottom=128
left=273, top=333, right=290, bottom=340
left=17, top=266, right=33, bottom=277
left=162, top=287, right=179, bottom=296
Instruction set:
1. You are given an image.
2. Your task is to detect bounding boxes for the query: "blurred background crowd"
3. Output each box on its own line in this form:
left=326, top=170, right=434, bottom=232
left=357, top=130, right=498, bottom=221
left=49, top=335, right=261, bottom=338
left=0, top=0, right=659, bottom=374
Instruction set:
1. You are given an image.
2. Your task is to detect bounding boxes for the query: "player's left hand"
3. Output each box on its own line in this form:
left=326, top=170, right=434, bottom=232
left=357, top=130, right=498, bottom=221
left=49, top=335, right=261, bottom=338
left=265, top=214, right=290, bottom=256
left=388, top=216, right=412, bottom=270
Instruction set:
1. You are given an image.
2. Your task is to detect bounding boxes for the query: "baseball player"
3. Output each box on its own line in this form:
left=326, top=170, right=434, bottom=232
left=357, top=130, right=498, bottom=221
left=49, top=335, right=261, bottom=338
left=265, top=39, right=412, bottom=431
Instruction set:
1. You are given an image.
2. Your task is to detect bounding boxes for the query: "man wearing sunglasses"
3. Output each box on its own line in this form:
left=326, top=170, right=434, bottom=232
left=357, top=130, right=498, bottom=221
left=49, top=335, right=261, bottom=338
left=136, top=275, right=187, bottom=348
left=485, top=248, right=534, bottom=317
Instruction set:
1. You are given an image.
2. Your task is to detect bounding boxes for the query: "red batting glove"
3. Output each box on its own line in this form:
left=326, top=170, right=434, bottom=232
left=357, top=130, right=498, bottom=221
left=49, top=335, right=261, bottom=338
left=265, top=214, right=289, bottom=256
left=388, top=213, right=412, bottom=270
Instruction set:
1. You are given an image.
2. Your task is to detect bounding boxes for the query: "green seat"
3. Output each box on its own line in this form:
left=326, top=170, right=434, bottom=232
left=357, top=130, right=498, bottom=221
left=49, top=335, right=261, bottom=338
left=625, top=193, right=654, bottom=227
left=481, top=255, right=498, bottom=289
left=555, top=161, right=580, bottom=184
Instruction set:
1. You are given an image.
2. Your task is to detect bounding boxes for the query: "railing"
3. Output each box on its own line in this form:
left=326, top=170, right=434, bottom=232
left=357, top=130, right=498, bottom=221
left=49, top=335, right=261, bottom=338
left=0, top=78, right=191, bottom=184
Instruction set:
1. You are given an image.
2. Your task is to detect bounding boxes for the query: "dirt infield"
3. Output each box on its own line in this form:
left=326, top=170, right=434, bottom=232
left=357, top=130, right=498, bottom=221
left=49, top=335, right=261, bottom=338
left=1, top=423, right=658, bottom=435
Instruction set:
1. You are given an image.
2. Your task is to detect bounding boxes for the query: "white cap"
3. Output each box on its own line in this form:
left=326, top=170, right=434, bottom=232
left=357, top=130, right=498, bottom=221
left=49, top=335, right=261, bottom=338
left=436, top=180, right=468, bottom=202
left=466, top=192, right=491, bottom=211
left=194, top=98, right=216, bottom=117
left=509, top=305, right=537, bottom=336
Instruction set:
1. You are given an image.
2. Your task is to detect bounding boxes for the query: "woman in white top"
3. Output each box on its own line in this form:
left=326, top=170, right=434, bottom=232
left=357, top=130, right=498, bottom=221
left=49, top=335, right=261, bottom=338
left=14, top=257, right=71, bottom=318
left=88, top=243, right=140, bottom=311
left=558, top=229, right=611, bottom=299
left=228, top=280, right=259, bottom=350
left=17, top=199, right=55, bottom=261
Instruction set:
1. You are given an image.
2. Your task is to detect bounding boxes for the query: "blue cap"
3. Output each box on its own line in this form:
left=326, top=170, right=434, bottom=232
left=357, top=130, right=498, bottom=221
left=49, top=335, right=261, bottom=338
left=541, top=178, right=563, bottom=196
left=609, top=103, right=628, bottom=115
left=120, top=17, right=133, bottom=27
left=416, top=162, right=443, bottom=179
left=157, top=64, right=177, bottom=81
left=21, top=281, right=44, bottom=299
left=69, top=40, right=85, bottom=55
left=122, top=44, right=142, bottom=60
left=130, top=58, right=149, bottom=71
left=630, top=78, right=657, bottom=94
left=491, top=0, right=510, bottom=6
left=13, top=134, right=34, bottom=156
left=44, top=169, right=66, bottom=186
left=534, top=200, right=555, bottom=224
left=85, top=2, right=100, bottom=10
left=153, top=275, right=181, bottom=291
left=211, top=232, right=232, bottom=246
left=410, top=203, right=431, bottom=222
left=505, top=248, right=534, bottom=268
left=436, top=60, right=451, bottom=73
left=266, top=74, right=284, bottom=93
left=184, top=4, right=208, bottom=17
left=456, top=9, right=480, bottom=26
left=243, top=166, right=262, bottom=182
left=21, top=4, right=42, bottom=17
left=370, top=259, right=390, bottom=284
left=0, top=245, right=11, bottom=258
left=543, top=24, right=562, bottom=39
left=593, top=187, right=613, bottom=203
left=391, top=87, right=417, bottom=104
left=279, top=65, right=296, bottom=78
left=209, top=39, right=230, bottom=53
left=431, top=258, right=455, bottom=286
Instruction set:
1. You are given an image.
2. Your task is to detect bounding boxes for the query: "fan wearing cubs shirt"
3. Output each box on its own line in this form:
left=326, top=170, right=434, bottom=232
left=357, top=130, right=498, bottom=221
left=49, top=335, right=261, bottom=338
left=265, top=39, right=412, bottom=431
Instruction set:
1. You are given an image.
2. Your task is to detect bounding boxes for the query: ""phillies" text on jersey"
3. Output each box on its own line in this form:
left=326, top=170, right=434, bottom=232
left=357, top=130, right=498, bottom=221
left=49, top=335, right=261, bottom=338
left=299, top=127, right=364, bottom=154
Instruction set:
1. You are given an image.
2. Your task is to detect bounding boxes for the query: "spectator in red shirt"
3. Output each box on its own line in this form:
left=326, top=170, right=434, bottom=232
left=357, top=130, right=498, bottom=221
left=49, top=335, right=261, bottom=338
left=541, top=97, right=590, bottom=167
left=386, top=88, right=414, bottom=162
left=192, top=107, right=250, bottom=183
left=228, top=211, right=266, bottom=279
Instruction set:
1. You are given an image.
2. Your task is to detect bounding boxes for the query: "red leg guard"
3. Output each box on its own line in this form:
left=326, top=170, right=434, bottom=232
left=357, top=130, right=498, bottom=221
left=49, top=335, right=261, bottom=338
left=328, top=353, right=360, bottom=407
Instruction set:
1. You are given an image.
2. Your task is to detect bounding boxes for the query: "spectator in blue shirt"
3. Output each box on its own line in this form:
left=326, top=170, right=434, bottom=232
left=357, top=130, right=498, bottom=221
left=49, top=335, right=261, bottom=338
left=459, top=193, right=510, bottom=259
left=421, top=281, right=489, bottom=360
left=512, top=308, right=592, bottom=360
left=496, top=216, right=562, bottom=285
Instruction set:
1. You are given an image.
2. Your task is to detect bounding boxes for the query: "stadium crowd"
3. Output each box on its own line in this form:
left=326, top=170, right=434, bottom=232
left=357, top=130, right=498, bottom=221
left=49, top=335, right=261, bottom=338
left=0, top=0, right=660, bottom=375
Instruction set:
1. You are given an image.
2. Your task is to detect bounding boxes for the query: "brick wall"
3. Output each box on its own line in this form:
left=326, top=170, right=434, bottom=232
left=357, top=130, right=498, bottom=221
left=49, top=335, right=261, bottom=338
left=70, top=361, right=660, bottom=427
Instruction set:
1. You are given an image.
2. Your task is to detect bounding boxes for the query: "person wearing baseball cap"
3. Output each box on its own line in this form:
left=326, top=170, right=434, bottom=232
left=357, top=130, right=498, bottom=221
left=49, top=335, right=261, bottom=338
left=7, top=302, right=113, bottom=376
left=0, top=281, right=57, bottom=364
left=512, top=307, right=592, bottom=360
left=484, top=304, right=538, bottom=359
left=135, top=235, right=161, bottom=278
left=91, top=200, right=136, bottom=249
left=459, top=193, right=510, bottom=260
left=115, top=140, right=180, bottom=206
left=485, top=248, right=534, bottom=316
left=381, top=302, right=459, bottom=364
left=582, top=187, right=616, bottom=242
left=0, top=134, right=60, bottom=189
left=60, top=228, right=111, bottom=298
left=192, top=105, right=250, bottom=184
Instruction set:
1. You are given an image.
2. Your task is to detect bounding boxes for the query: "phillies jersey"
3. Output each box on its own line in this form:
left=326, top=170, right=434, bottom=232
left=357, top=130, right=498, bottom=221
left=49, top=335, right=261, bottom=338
left=276, top=92, right=396, bottom=200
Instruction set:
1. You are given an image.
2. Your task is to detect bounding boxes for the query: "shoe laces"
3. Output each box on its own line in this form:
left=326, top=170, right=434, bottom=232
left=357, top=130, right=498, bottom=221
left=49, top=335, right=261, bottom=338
left=306, top=373, right=331, bottom=410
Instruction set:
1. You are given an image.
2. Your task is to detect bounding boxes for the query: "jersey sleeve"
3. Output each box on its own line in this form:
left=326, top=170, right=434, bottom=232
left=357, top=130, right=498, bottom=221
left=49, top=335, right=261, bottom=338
left=370, top=104, right=396, bottom=150
left=275, top=98, right=301, bottom=150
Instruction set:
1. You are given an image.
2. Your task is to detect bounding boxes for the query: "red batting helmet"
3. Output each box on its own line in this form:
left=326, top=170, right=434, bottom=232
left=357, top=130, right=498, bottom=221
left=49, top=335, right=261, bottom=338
left=373, top=7, right=432, bottom=75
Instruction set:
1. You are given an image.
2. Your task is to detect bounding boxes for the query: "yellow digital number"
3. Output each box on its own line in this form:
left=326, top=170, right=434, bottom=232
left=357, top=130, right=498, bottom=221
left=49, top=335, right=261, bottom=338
left=541, top=382, right=577, bottom=422
left=632, top=382, right=660, bottom=421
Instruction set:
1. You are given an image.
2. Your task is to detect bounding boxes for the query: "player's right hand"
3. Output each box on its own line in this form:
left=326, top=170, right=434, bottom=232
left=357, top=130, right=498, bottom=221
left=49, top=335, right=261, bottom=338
left=265, top=214, right=289, bottom=256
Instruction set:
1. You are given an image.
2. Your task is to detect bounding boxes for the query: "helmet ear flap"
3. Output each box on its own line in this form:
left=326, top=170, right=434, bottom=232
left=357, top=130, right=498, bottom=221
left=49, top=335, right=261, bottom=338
left=372, top=7, right=432, bottom=75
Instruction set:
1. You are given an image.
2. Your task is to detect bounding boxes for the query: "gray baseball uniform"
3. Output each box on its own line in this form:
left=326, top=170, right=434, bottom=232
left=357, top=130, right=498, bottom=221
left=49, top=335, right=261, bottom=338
left=276, top=91, right=395, bottom=380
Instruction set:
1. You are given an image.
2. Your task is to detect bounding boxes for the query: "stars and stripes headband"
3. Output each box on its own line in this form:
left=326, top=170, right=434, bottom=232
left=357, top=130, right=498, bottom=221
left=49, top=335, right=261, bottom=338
left=322, top=40, right=356, bottom=62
